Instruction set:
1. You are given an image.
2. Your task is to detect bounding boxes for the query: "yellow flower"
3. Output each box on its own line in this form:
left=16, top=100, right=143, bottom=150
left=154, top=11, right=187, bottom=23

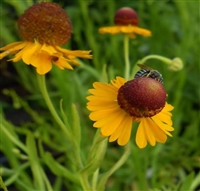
left=86, top=77, right=174, bottom=148
left=99, top=7, right=151, bottom=38
left=0, top=2, right=92, bottom=75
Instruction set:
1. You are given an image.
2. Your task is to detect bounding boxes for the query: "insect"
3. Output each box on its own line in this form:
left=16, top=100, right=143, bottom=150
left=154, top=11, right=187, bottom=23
left=134, top=64, right=163, bottom=83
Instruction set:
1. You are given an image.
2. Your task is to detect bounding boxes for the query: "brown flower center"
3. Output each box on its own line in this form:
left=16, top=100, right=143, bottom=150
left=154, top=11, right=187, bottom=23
left=114, top=7, right=139, bottom=26
left=18, top=2, right=72, bottom=46
left=117, top=78, right=166, bottom=117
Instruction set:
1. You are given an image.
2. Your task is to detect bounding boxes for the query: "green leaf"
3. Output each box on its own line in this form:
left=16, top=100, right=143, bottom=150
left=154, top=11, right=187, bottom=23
left=26, top=133, right=45, bottom=190
left=179, top=172, right=194, bottom=191
left=97, top=143, right=131, bottom=190
left=71, top=104, right=81, bottom=146
left=0, top=176, right=9, bottom=191
left=1, top=116, right=27, bottom=154
left=80, top=134, right=107, bottom=176
left=42, top=151, right=79, bottom=184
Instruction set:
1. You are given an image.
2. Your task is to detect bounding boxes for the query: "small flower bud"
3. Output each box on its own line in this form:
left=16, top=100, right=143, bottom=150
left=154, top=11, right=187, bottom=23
left=114, top=7, right=139, bottom=26
left=168, top=57, right=183, bottom=71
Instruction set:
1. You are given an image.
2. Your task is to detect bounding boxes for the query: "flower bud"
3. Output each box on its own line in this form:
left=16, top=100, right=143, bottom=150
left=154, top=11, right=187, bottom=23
left=168, top=57, right=183, bottom=71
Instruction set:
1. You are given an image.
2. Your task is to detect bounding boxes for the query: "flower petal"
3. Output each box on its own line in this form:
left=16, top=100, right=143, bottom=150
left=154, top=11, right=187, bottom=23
left=111, top=76, right=126, bottom=89
left=146, top=118, right=167, bottom=143
left=117, top=115, right=133, bottom=145
left=155, top=110, right=173, bottom=126
left=89, top=107, right=119, bottom=121
left=143, top=118, right=156, bottom=146
left=163, top=103, right=174, bottom=111
left=93, top=108, right=123, bottom=127
left=136, top=121, right=147, bottom=148
left=0, top=42, right=30, bottom=60
left=31, top=53, right=52, bottom=74
left=152, top=116, right=174, bottom=136
left=136, top=117, right=167, bottom=149
left=99, top=26, right=121, bottom=34
left=87, top=102, right=118, bottom=111
left=109, top=113, right=132, bottom=143
left=55, top=46, right=92, bottom=59
left=93, top=82, right=117, bottom=93
left=0, top=41, right=27, bottom=52
left=54, top=57, right=73, bottom=70
left=101, top=111, right=127, bottom=136
left=41, top=44, right=57, bottom=55
left=99, top=26, right=151, bottom=37
left=21, top=43, right=42, bottom=64
left=88, top=89, right=117, bottom=99
left=87, top=95, right=116, bottom=102
left=120, top=26, right=151, bottom=36
left=153, top=103, right=174, bottom=126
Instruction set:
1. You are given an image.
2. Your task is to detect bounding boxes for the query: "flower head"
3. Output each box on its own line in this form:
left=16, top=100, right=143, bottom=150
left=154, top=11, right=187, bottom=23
left=99, top=7, right=151, bottom=38
left=0, top=2, right=92, bottom=74
left=86, top=76, right=174, bottom=148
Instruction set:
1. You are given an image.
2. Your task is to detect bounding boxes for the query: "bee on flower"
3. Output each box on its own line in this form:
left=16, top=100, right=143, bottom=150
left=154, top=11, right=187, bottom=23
left=86, top=75, right=174, bottom=149
left=134, top=64, right=164, bottom=83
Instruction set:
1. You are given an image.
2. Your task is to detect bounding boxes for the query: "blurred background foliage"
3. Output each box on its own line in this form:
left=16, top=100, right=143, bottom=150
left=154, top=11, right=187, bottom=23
left=0, top=0, right=200, bottom=191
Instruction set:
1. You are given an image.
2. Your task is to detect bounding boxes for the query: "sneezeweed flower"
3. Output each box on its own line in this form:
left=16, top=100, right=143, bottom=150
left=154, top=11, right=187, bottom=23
left=0, top=2, right=92, bottom=74
left=99, top=7, right=151, bottom=38
left=87, top=76, right=174, bottom=148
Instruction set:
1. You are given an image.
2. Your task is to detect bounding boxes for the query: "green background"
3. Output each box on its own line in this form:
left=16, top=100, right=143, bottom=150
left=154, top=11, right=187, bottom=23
left=0, top=0, right=199, bottom=190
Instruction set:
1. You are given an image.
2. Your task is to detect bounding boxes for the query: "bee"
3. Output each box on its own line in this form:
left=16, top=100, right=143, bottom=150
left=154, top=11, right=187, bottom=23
left=134, top=64, right=163, bottom=83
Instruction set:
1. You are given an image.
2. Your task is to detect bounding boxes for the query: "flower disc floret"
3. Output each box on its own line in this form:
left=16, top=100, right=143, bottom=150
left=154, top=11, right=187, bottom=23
left=114, top=7, right=139, bottom=26
left=18, top=2, right=72, bottom=46
left=117, top=78, right=166, bottom=117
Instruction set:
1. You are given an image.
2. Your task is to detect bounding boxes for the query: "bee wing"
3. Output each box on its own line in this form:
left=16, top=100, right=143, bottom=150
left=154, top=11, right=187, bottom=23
left=137, top=64, right=153, bottom=70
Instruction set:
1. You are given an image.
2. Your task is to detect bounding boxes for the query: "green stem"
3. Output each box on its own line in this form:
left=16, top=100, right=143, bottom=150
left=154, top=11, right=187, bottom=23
left=88, top=130, right=107, bottom=161
left=0, top=177, right=8, bottom=191
left=124, top=35, right=131, bottom=80
left=37, top=74, right=84, bottom=167
left=40, top=169, right=53, bottom=191
left=79, top=173, right=93, bottom=191
left=92, top=168, right=99, bottom=189
left=79, top=131, right=107, bottom=191
left=97, top=143, right=131, bottom=190
left=137, top=55, right=172, bottom=65
left=131, top=144, right=147, bottom=190
left=37, top=74, right=71, bottom=138
left=1, top=122, right=27, bottom=153
left=131, top=54, right=174, bottom=79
